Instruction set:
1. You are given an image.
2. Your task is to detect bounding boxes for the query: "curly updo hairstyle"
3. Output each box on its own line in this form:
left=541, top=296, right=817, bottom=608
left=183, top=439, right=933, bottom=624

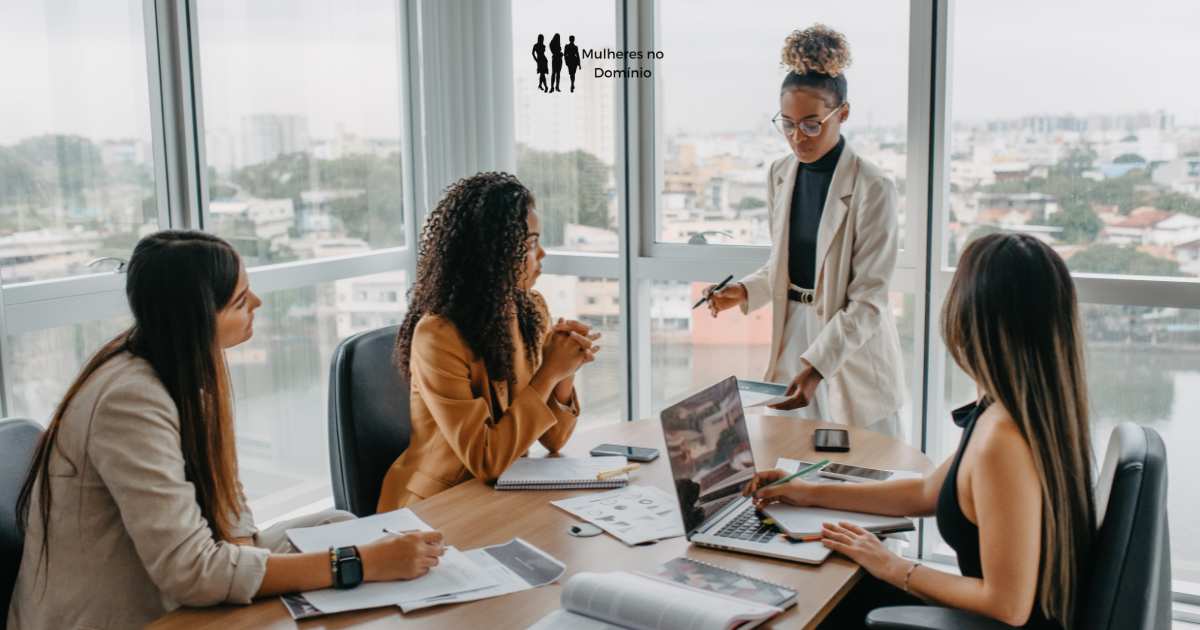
left=394, top=172, right=545, bottom=386
left=780, top=24, right=852, bottom=106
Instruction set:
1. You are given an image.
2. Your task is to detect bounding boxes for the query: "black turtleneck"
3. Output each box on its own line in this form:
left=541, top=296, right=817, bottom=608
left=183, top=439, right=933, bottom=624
left=788, top=136, right=845, bottom=290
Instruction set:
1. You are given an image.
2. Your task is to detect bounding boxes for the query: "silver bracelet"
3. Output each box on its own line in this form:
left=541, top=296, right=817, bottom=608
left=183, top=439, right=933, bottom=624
left=903, top=561, right=920, bottom=593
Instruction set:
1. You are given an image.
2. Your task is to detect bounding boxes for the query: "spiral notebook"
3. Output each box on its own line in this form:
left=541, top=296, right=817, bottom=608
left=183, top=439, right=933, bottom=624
left=648, top=557, right=797, bottom=609
left=495, top=456, right=630, bottom=490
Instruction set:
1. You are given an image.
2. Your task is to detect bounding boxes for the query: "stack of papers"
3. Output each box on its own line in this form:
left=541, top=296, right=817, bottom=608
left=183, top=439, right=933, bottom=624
left=552, top=485, right=684, bottom=545
left=280, top=510, right=565, bottom=619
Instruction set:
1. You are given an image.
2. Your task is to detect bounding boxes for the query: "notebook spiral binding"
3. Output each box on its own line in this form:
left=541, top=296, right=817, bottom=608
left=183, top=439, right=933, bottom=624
left=496, top=479, right=627, bottom=490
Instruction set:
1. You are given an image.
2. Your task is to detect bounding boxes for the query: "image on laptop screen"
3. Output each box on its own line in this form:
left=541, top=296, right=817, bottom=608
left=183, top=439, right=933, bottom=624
left=661, top=376, right=756, bottom=534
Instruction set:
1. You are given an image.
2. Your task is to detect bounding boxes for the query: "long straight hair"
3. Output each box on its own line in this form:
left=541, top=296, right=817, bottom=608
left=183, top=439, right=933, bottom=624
left=941, top=233, right=1095, bottom=627
left=17, top=230, right=244, bottom=571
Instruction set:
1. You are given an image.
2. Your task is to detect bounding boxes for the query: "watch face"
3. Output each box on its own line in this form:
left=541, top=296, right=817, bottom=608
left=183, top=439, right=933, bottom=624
left=340, top=557, right=363, bottom=587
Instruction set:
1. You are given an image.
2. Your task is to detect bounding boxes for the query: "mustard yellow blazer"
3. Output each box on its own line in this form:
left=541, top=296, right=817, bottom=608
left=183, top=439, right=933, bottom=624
left=377, top=293, right=579, bottom=510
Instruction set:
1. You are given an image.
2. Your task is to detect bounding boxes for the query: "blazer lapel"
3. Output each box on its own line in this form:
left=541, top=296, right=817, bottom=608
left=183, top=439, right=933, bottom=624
left=773, top=155, right=800, bottom=246
left=814, top=144, right=858, bottom=279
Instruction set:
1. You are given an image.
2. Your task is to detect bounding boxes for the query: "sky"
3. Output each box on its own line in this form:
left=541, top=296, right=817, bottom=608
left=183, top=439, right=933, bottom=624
left=2, top=0, right=1199, bottom=145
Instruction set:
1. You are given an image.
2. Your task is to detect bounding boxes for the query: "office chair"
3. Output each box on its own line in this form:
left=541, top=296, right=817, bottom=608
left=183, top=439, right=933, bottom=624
left=866, top=423, right=1172, bottom=630
left=327, top=324, right=411, bottom=517
left=1, top=418, right=42, bottom=630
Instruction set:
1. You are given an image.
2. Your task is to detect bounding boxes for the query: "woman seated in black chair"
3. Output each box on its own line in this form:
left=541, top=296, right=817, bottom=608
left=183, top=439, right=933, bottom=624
left=9, top=231, right=445, bottom=630
left=747, top=233, right=1096, bottom=629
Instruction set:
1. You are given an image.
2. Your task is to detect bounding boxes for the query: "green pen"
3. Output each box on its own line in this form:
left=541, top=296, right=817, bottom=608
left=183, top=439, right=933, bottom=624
left=760, top=459, right=830, bottom=491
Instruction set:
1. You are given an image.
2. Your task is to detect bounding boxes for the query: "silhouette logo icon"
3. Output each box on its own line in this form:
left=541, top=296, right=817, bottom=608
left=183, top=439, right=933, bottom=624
left=533, top=33, right=580, bottom=93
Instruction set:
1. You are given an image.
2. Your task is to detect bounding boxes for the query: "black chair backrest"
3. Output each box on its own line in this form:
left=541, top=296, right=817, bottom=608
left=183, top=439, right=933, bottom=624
left=1082, top=422, right=1172, bottom=630
left=1, top=418, right=42, bottom=629
left=328, top=325, right=410, bottom=517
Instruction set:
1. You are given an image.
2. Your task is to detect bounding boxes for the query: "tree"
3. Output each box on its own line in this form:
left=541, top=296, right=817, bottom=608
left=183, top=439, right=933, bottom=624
left=228, top=151, right=405, bottom=245
left=15, top=135, right=108, bottom=209
left=1047, top=199, right=1101, bottom=244
left=1067, top=244, right=1180, bottom=276
left=735, top=196, right=765, bottom=210
left=516, top=144, right=612, bottom=245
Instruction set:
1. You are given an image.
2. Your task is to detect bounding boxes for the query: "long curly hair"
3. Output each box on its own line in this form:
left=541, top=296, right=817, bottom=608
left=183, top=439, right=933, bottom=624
left=395, top=172, right=544, bottom=385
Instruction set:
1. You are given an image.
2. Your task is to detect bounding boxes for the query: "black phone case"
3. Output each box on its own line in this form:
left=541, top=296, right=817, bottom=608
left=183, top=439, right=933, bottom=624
left=813, top=430, right=850, bottom=452
left=590, top=445, right=659, bottom=462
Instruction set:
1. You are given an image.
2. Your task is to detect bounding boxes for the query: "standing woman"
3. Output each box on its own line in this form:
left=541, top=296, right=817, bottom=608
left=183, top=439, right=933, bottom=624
left=549, top=33, right=564, bottom=92
left=378, top=172, right=600, bottom=510
left=8, top=231, right=445, bottom=630
left=706, top=25, right=905, bottom=436
left=533, top=34, right=549, bottom=92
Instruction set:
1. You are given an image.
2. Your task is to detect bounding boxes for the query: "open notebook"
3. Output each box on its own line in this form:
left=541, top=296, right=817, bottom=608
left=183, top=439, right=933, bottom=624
left=495, top=456, right=629, bottom=490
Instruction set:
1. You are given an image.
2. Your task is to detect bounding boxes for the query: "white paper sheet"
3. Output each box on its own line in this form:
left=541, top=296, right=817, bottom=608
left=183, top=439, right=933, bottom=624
left=300, top=546, right=497, bottom=614
left=400, top=538, right=565, bottom=612
left=286, top=508, right=432, bottom=553
left=552, top=485, right=685, bottom=545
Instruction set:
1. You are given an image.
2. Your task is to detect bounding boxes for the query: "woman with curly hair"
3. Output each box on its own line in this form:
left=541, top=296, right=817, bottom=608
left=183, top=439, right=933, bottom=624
left=377, top=172, right=601, bottom=510
left=705, top=24, right=906, bottom=437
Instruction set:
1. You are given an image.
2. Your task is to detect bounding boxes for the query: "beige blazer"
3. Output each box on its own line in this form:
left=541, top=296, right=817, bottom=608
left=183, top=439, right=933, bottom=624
left=739, top=143, right=906, bottom=426
left=377, top=292, right=579, bottom=511
left=7, top=352, right=269, bottom=630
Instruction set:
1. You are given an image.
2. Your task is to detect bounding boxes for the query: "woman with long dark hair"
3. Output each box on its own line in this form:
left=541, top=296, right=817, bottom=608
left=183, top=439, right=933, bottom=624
left=8, top=231, right=445, bottom=630
left=377, top=172, right=600, bottom=510
left=747, top=233, right=1096, bottom=629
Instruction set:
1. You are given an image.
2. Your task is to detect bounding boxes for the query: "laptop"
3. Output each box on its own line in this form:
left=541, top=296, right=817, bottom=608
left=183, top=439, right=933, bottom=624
left=659, top=376, right=830, bottom=564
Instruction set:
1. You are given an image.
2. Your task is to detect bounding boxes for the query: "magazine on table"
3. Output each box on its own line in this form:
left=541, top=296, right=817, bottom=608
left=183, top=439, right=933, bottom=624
left=527, top=571, right=782, bottom=630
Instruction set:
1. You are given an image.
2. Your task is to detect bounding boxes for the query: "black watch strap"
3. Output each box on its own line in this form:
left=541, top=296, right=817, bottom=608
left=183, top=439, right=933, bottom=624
left=330, top=545, right=363, bottom=589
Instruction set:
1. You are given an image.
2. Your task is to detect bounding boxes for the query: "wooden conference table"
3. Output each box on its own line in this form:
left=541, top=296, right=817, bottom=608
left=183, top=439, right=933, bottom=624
left=151, top=414, right=931, bottom=630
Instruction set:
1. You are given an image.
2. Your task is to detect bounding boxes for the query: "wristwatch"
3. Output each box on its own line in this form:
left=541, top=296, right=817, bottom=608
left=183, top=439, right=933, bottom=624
left=330, top=545, right=363, bottom=589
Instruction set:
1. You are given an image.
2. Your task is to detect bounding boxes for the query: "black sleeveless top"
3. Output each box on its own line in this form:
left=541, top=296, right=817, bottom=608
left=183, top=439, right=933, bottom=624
left=935, top=400, right=1063, bottom=630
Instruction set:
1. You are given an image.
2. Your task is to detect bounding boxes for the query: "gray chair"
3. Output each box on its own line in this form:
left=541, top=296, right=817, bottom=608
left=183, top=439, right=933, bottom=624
left=866, top=423, right=1172, bottom=630
left=327, top=324, right=410, bottom=517
left=1, top=418, right=42, bottom=630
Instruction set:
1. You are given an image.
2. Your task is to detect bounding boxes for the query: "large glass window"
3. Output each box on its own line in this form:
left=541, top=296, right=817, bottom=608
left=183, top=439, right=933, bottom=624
left=947, top=1, right=1200, bottom=278
left=655, top=1, right=909, bottom=247
left=511, top=1, right=618, bottom=253
left=0, top=2, right=160, bottom=284
left=4, top=316, right=131, bottom=423
left=534, top=273, right=623, bottom=424
left=196, top=0, right=407, bottom=266
left=229, top=272, right=408, bottom=519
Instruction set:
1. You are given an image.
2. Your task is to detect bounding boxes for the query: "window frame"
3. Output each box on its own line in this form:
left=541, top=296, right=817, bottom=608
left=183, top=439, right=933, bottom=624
left=2, top=0, right=1197, bottom=612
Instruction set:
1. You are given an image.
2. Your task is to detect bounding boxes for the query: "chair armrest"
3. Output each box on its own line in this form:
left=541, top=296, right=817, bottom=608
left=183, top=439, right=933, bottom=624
left=865, top=606, right=1017, bottom=630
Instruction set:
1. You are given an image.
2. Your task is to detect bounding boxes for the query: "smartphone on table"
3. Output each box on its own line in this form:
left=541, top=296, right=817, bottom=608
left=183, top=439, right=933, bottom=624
left=813, top=428, right=850, bottom=452
left=589, top=443, right=660, bottom=462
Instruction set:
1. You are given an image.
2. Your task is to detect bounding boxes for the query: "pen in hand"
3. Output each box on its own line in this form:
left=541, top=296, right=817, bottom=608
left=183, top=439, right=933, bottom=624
left=693, top=274, right=735, bottom=310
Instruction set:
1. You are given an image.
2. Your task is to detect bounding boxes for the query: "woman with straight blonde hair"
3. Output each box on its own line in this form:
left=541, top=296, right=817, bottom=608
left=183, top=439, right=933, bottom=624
left=746, top=232, right=1095, bottom=629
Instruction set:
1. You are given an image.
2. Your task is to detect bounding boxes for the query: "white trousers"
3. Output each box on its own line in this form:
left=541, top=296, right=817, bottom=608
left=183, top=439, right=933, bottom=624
left=769, top=299, right=901, bottom=438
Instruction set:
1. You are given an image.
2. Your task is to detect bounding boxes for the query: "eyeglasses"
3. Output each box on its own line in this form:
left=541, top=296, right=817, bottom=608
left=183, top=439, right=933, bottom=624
left=772, top=103, right=845, bottom=138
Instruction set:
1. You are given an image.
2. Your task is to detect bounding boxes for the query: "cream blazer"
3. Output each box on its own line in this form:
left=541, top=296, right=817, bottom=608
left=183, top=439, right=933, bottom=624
left=738, top=143, right=906, bottom=426
left=7, top=352, right=269, bottom=630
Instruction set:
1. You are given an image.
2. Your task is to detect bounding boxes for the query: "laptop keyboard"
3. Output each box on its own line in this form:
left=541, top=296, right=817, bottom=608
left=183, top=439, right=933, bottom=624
left=714, top=507, right=778, bottom=543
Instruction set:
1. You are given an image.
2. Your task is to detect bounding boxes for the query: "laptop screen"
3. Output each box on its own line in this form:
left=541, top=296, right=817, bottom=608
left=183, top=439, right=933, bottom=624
left=660, top=376, right=757, bottom=535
